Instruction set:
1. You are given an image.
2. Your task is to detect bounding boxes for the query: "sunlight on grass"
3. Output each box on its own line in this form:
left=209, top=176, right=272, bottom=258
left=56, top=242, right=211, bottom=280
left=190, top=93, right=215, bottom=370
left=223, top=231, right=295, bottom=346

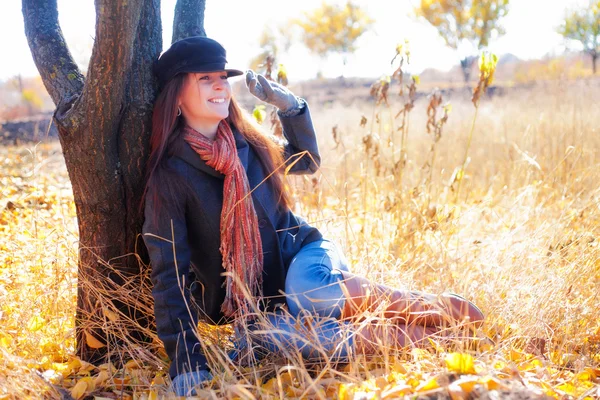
left=1, top=77, right=600, bottom=398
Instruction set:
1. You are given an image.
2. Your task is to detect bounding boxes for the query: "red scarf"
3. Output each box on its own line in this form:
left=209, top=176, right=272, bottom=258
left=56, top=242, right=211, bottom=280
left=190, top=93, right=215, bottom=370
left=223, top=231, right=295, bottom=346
left=182, top=120, right=263, bottom=320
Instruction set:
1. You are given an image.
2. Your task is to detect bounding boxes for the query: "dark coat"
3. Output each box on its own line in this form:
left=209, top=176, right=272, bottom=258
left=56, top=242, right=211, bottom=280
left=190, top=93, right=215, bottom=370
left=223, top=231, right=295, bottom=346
left=142, top=103, right=323, bottom=379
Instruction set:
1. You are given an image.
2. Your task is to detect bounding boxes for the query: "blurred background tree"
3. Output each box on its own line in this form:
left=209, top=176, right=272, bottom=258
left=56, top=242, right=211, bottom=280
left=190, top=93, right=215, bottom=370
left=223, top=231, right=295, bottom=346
left=416, top=0, right=510, bottom=83
left=248, top=25, right=294, bottom=74
left=558, top=0, right=600, bottom=74
left=0, top=75, right=49, bottom=120
left=293, top=0, right=374, bottom=77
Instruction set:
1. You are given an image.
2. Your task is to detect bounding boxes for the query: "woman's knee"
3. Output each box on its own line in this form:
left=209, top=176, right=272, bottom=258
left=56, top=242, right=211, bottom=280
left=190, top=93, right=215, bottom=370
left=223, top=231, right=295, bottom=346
left=284, top=239, right=350, bottom=318
left=285, top=268, right=346, bottom=317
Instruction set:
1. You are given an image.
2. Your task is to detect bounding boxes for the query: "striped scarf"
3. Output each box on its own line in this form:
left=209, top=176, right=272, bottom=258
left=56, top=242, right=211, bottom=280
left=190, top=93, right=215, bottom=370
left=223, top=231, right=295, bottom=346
left=182, top=120, right=263, bottom=320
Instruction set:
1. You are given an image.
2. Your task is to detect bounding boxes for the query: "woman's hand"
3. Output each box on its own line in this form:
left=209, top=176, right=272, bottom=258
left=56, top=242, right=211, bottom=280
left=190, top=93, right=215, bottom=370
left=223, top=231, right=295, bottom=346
left=245, top=69, right=300, bottom=112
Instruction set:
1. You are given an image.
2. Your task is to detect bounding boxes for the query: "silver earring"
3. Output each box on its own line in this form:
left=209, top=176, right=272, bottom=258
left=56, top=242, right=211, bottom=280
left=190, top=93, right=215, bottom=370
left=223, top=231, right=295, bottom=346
left=177, top=107, right=182, bottom=116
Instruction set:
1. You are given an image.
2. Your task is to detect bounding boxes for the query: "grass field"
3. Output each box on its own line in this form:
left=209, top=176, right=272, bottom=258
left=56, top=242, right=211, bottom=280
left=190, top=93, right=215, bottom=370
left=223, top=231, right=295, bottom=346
left=1, top=77, right=599, bottom=399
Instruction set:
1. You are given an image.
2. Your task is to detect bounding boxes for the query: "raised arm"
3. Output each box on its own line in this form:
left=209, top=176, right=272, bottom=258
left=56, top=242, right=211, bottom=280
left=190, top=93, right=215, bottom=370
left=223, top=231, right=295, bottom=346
left=245, top=70, right=321, bottom=175
left=277, top=99, right=321, bottom=174
left=142, top=186, right=208, bottom=380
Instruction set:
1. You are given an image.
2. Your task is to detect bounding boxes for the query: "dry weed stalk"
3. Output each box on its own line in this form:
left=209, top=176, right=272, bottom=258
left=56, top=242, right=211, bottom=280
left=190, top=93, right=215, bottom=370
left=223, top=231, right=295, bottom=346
left=393, top=76, right=419, bottom=184
left=454, top=51, right=498, bottom=202
left=369, top=75, right=391, bottom=106
left=424, top=91, right=451, bottom=198
left=391, top=40, right=410, bottom=96
left=263, top=53, right=275, bottom=81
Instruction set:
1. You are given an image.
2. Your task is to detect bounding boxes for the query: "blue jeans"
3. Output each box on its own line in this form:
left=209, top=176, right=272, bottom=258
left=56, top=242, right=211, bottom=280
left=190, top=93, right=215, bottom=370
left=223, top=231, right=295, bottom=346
left=236, top=238, right=354, bottom=360
left=171, top=238, right=354, bottom=396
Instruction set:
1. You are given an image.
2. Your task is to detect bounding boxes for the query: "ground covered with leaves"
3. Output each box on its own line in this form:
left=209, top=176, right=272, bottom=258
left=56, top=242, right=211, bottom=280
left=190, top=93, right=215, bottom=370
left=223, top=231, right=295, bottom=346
left=1, top=80, right=600, bottom=399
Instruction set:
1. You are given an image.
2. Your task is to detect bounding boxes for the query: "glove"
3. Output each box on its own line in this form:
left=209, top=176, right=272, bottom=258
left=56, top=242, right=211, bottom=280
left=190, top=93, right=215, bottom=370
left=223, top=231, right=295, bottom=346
left=245, top=69, right=300, bottom=112
left=171, top=370, right=213, bottom=397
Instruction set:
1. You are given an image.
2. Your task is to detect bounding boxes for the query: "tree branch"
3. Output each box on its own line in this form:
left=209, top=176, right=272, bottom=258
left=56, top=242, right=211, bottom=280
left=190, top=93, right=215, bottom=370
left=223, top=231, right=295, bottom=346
left=78, top=0, right=144, bottom=142
left=127, top=0, right=162, bottom=107
left=22, top=0, right=84, bottom=108
left=117, top=0, right=162, bottom=270
left=172, top=0, right=206, bottom=44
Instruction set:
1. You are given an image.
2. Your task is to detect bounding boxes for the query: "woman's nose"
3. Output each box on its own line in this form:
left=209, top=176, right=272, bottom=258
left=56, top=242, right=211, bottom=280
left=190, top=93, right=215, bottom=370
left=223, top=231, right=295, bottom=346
left=213, top=80, right=225, bottom=90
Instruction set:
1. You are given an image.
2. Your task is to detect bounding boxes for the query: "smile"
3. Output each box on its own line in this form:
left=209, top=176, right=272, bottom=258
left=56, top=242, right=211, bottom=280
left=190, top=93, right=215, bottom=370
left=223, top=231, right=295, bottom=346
left=208, top=98, right=226, bottom=104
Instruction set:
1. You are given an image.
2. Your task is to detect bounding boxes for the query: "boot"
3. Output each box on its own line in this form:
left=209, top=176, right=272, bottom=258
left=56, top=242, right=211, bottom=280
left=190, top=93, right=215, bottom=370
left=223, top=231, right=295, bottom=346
left=337, top=270, right=484, bottom=329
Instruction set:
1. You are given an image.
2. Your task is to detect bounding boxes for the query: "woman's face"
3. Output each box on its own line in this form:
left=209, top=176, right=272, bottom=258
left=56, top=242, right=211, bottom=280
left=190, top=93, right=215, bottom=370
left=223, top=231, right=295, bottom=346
left=178, top=71, right=231, bottom=126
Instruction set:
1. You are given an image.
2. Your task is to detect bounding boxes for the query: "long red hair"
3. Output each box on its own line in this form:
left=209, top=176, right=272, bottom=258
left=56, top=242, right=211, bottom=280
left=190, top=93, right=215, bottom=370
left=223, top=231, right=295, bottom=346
left=139, top=73, right=290, bottom=224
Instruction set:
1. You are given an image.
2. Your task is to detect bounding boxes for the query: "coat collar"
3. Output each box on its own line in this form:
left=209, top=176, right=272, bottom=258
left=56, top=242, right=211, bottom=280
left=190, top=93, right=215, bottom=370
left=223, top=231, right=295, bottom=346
left=172, top=122, right=249, bottom=179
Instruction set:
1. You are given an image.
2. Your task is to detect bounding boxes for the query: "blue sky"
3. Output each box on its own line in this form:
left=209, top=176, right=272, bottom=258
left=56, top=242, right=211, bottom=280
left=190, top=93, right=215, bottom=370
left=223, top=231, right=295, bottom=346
left=0, top=0, right=582, bottom=82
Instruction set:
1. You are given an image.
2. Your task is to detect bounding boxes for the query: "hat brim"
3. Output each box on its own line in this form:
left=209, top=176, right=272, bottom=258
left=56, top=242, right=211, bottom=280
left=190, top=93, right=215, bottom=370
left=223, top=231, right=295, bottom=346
left=225, top=69, right=244, bottom=78
left=177, top=62, right=244, bottom=78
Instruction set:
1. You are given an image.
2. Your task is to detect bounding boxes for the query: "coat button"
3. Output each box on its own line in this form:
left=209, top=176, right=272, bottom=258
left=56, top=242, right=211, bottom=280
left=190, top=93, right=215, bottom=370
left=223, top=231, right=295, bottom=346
left=258, top=218, right=267, bottom=228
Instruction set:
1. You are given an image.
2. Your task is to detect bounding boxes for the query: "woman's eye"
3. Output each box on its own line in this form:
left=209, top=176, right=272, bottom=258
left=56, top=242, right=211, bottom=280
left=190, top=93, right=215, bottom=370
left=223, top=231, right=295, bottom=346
left=221, top=75, right=228, bottom=79
left=198, top=76, right=209, bottom=80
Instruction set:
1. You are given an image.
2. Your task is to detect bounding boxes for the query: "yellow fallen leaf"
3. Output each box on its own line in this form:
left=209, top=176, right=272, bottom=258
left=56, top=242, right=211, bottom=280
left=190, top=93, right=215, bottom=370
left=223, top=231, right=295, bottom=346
left=78, top=360, right=96, bottom=375
left=71, top=380, right=88, bottom=400
left=113, top=377, right=131, bottom=390
left=67, top=357, right=82, bottom=374
left=556, top=382, right=577, bottom=396
left=375, top=376, right=389, bottom=390
left=445, top=353, right=477, bottom=374
left=576, top=368, right=597, bottom=381
left=482, top=376, right=509, bottom=391
left=84, top=330, right=106, bottom=349
left=262, top=377, right=278, bottom=393
left=382, top=384, right=412, bottom=398
left=40, top=339, right=61, bottom=355
left=416, top=377, right=439, bottom=392
left=0, top=334, right=13, bottom=348
left=338, top=383, right=352, bottom=400
left=102, top=306, right=119, bottom=322
left=50, top=362, right=72, bottom=378
left=509, top=348, right=527, bottom=362
left=391, top=361, right=408, bottom=375
left=94, top=370, right=110, bottom=386
left=79, top=376, right=95, bottom=392
left=98, top=362, right=116, bottom=373
left=28, top=315, right=44, bottom=332
left=151, top=372, right=166, bottom=386
left=124, top=359, right=140, bottom=370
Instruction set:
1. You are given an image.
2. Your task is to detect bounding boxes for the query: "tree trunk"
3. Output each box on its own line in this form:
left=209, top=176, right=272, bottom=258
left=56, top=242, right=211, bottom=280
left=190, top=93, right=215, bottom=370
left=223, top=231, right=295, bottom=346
left=592, top=53, right=597, bottom=75
left=22, top=0, right=206, bottom=367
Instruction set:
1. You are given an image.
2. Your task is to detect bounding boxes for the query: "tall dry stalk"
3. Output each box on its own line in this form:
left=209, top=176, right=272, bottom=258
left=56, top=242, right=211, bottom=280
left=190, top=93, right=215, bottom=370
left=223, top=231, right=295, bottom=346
left=454, top=52, right=498, bottom=203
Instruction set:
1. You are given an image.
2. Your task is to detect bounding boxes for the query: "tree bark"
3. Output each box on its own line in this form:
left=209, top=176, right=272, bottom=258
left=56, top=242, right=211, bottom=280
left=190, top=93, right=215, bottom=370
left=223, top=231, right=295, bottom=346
left=172, top=0, right=206, bottom=43
left=22, top=0, right=206, bottom=366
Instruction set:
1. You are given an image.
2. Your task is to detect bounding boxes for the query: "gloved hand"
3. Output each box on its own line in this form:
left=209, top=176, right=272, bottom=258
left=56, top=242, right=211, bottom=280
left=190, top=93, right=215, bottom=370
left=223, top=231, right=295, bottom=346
left=245, top=69, right=300, bottom=112
left=171, top=370, right=213, bottom=397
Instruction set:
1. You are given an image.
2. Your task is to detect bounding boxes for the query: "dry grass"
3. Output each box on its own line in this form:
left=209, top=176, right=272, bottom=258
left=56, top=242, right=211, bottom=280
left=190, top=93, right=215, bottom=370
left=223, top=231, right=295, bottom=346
left=1, top=78, right=599, bottom=399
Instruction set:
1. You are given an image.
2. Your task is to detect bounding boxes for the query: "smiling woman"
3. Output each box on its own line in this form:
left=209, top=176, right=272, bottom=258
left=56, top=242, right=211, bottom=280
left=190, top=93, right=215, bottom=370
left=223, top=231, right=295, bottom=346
left=178, top=72, right=232, bottom=140
left=141, top=36, right=483, bottom=397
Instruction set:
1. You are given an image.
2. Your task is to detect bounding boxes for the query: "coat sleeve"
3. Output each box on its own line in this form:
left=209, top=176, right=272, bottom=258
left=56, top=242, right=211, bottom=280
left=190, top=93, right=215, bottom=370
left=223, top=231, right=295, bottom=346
left=142, top=187, right=209, bottom=380
left=276, top=99, right=321, bottom=175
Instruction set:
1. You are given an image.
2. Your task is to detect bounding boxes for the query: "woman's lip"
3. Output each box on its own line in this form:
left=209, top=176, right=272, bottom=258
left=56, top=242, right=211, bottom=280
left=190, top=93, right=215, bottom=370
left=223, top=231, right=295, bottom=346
left=208, top=97, right=228, bottom=103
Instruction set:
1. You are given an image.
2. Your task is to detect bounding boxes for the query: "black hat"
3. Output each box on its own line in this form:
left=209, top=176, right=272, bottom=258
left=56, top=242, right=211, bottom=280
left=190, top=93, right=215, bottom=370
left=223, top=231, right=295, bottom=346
left=153, top=36, right=244, bottom=86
